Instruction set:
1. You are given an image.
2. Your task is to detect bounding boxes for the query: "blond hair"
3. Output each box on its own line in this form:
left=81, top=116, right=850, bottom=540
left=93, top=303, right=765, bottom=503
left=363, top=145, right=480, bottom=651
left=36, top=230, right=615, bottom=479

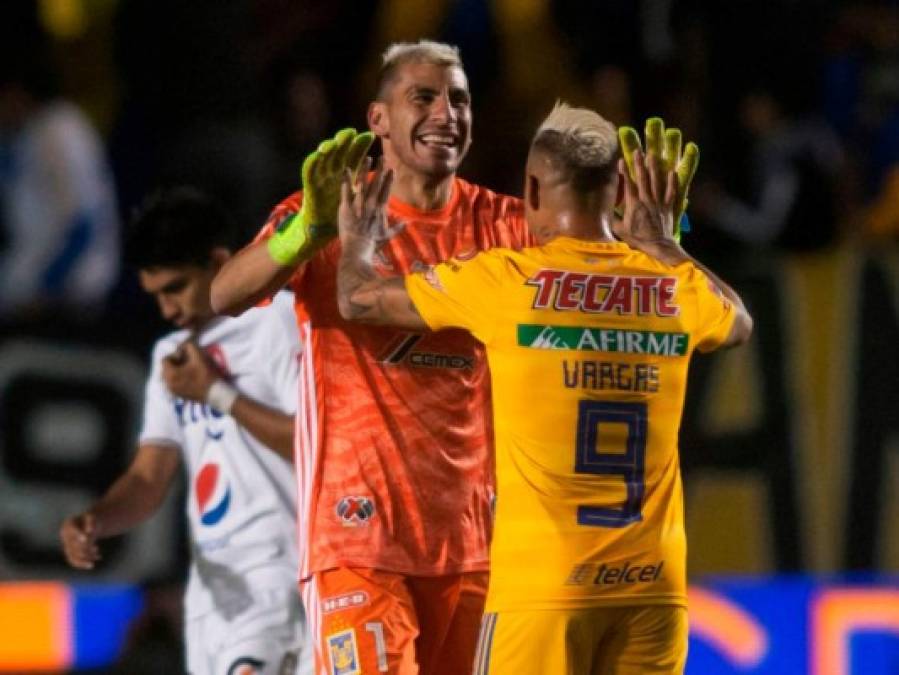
left=376, top=40, right=463, bottom=99
left=382, top=40, right=461, bottom=69
left=534, top=102, right=618, bottom=175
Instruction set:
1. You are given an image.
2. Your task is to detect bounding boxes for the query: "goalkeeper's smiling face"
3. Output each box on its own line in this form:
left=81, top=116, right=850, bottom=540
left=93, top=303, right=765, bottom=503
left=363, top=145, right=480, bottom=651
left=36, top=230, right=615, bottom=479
left=369, top=62, right=472, bottom=180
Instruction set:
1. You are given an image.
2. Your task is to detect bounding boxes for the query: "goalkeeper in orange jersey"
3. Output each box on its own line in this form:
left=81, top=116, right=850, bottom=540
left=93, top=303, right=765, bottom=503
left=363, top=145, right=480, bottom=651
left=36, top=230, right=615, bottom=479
left=335, top=104, right=752, bottom=674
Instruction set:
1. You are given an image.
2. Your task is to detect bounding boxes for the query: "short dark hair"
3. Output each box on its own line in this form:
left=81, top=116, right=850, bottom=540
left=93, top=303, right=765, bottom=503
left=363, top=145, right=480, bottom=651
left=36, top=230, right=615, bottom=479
left=124, top=187, right=238, bottom=270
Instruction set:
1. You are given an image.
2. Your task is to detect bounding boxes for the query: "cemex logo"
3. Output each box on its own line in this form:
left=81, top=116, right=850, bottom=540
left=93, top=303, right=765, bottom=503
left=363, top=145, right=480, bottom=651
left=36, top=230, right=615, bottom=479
left=379, top=333, right=474, bottom=370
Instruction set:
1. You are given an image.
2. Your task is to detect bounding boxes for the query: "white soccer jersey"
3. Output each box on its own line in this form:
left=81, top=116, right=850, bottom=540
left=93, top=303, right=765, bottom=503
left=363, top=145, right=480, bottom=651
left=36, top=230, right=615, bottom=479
left=139, top=291, right=301, bottom=620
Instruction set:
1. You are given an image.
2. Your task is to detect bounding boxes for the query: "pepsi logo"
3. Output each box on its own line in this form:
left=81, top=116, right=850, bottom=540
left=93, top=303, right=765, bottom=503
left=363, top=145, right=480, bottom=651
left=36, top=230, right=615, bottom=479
left=336, top=496, right=375, bottom=526
left=195, top=463, right=231, bottom=526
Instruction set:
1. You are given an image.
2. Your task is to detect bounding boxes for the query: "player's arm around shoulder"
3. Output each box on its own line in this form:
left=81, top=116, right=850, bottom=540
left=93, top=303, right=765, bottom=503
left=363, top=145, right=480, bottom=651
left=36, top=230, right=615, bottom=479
left=335, top=159, right=428, bottom=330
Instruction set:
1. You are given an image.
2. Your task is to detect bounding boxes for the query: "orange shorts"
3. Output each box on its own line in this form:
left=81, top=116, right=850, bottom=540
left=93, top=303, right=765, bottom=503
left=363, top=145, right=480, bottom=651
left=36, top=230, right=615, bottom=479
left=303, top=567, right=488, bottom=675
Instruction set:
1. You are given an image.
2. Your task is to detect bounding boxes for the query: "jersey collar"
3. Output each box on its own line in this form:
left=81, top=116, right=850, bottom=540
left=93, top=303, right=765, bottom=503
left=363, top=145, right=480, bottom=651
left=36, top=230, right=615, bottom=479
left=387, top=178, right=460, bottom=223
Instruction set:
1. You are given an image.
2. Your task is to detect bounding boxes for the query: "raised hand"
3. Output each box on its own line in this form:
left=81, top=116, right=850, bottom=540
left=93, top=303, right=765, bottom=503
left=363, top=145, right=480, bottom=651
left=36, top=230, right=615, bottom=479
left=338, top=157, right=401, bottom=249
left=268, top=128, right=375, bottom=266
left=614, top=149, right=679, bottom=256
left=619, top=117, right=699, bottom=240
left=335, top=157, right=425, bottom=329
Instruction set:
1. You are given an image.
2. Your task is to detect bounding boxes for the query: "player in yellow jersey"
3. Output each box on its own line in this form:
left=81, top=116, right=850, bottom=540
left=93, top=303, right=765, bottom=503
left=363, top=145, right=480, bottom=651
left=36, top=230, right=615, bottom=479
left=333, top=104, right=753, bottom=674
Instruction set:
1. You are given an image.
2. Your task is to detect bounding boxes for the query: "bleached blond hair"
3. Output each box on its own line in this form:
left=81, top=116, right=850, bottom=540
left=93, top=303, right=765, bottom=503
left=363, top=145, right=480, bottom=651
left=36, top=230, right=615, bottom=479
left=376, top=40, right=464, bottom=100
left=533, top=102, right=619, bottom=184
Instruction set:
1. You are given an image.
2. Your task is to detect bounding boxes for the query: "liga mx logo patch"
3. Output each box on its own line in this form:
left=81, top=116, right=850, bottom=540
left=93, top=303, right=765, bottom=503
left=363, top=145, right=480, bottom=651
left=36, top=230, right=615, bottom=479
left=336, top=496, right=375, bottom=526
left=327, top=628, right=360, bottom=675
left=196, top=462, right=231, bottom=526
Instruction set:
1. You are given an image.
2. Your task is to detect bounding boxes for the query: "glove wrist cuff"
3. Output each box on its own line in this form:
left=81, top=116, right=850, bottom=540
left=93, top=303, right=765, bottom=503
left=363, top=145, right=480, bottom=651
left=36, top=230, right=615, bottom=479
left=267, top=212, right=308, bottom=266
left=266, top=212, right=335, bottom=266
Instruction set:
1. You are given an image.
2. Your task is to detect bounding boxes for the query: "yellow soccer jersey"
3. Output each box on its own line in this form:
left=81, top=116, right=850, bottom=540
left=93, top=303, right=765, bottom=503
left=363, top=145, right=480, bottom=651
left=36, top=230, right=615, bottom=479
left=406, top=238, right=736, bottom=612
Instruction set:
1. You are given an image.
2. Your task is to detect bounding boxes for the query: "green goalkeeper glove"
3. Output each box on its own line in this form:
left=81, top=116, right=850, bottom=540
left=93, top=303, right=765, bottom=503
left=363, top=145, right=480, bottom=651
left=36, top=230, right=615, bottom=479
left=267, top=128, right=375, bottom=266
left=619, top=117, right=699, bottom=241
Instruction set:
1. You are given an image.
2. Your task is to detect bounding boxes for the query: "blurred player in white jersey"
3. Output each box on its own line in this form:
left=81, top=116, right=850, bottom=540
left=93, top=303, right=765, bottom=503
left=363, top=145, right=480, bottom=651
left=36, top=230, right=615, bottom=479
left=59, top=187, right=312, bottom=675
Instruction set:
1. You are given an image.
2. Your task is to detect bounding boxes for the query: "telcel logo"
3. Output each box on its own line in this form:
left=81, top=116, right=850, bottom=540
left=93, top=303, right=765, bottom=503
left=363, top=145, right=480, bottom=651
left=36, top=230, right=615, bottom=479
left=594, top=560, right=664, bottom=585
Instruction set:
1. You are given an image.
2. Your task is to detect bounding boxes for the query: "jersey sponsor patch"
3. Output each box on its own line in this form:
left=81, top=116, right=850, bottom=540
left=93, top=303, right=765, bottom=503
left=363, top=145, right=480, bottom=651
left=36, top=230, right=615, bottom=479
left=336, top=496, right=375, bottom=526
left=172, top=398, right=227, bottom=438
left=322, top=591, right=370, bottom=614
left=327, top=628, right=360, bottom=675
left=196, top=462, right=231, bottom=526
left=518, top=324, right=689, bottom=356
left=526, top=270, right=680, bottom=316
left=563, top=560, right=666, bottom=586
left=378, top=332, right=473, bottom=370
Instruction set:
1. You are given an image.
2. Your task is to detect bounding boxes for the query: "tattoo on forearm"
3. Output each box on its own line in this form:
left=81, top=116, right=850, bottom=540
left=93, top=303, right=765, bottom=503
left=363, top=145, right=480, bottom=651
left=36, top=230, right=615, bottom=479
left=338, top=252, right=421, bottom=324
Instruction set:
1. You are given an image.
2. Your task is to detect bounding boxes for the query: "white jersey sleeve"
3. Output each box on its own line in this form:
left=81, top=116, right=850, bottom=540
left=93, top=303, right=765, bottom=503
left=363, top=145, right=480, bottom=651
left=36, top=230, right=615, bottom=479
left=256, top=291, right=302, bottom=415
left=138, top=337, right=185, bottom=449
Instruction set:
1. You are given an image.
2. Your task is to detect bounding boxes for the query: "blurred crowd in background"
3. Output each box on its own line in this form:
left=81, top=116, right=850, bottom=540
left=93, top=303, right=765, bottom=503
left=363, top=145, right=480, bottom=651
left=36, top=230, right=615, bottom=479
left=1, top=0, right=898, bottom=333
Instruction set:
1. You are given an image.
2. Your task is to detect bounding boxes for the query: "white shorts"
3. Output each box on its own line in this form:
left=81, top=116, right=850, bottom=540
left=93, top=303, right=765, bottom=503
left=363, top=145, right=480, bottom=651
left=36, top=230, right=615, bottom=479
left=185, top=587, right=313, bottom=675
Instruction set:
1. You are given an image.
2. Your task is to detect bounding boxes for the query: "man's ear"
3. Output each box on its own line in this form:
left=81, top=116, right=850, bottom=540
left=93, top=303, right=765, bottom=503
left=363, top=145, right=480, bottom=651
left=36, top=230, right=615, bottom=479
left=526, top=174, right=540, bottom=212
left=368, top=101, right=389, bottom=137
left=209, top=247, right=232, bottom=271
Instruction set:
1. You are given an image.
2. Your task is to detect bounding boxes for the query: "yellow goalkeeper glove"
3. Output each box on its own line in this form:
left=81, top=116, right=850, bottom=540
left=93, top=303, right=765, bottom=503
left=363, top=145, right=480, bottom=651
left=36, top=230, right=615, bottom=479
left=619, top=117, right=699, bottom=241
left=267, top=128, right=375, bottom=266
